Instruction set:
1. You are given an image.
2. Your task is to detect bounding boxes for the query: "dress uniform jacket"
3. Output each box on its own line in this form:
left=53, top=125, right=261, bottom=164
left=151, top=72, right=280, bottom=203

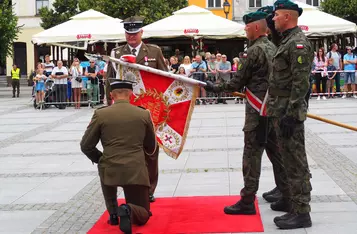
left=106, top=43, right=168, bottom=102
left=80, top=100, right=157, bottom=187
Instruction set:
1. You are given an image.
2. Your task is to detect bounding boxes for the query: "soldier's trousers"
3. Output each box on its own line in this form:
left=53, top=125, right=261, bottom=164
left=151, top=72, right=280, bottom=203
left=146, top=145, right=159, bottom=195
left=241, top=122, right=289, bottom=203
left=100, top=179, right=151, bottom=226
left=271, top=117, right=312, bottom=213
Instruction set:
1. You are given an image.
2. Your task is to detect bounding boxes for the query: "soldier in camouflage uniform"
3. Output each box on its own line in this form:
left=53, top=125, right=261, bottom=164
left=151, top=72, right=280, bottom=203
left=257, top=5, right=284, bottom=204
left=206, top=11, right=289, bottom=215
left=267, top=0, right=314, bottom=229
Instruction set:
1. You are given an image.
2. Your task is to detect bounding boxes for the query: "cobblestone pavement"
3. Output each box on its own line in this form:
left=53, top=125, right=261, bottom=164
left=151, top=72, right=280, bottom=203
left=0, top=87, right=357, bottom=234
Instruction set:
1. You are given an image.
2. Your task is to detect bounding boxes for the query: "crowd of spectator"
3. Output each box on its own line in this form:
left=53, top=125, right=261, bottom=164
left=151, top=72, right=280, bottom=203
left=32, top=54, right=105, bottom=109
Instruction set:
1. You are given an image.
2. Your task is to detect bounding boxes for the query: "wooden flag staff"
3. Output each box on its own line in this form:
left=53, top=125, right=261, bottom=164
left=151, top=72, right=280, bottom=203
left=232, top=92, right=357, bottom=132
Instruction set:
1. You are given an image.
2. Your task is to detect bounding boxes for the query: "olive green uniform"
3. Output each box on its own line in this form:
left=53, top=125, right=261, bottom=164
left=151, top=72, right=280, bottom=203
left=80, top=100, right=157, bottom=225
left=215, top=36, right=288, bottom=202
left=267, top=26, right=314, bottom=213
left=106, top=42, right=167, bottom=197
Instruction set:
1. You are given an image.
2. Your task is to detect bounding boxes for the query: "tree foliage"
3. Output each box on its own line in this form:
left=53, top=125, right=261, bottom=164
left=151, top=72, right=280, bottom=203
left=320, top=0, right=357, bottom=24
left=39, top=0, right=79, bottom=29
left=39, top=0, right=188, bottom=30
left=0, top=0, right=22, bottom=65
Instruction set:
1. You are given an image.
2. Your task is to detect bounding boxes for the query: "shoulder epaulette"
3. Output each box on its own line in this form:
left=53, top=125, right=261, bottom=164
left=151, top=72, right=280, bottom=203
left=146, top=44, right=161, bottom=49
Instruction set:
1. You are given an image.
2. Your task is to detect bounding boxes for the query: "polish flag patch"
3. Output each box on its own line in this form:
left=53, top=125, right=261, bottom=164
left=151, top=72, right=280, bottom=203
left=296, top=44, right=304, bottom=49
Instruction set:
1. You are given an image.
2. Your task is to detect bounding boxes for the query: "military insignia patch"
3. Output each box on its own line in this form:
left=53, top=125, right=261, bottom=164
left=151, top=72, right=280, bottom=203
left=296, top=44, right=304, bottom=49
left=298, top=56, right=303, bottom=64
left=238, top=64, right=243, bottom=70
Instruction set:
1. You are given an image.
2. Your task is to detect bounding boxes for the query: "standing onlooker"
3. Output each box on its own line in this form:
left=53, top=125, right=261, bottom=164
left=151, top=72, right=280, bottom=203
left=342, top=46, right=357, bottom=98
left=34, top=68, right=47, bottom=107
left=11, top=64, right=20, bottom=98
left=70, top=58, right=83, bottom=109
left=326, top=58, right=337, bottom=98
left=217, top=54, right=231, bottom=104
left=169, top=56, right=179, bottom=74
left=313, top=47, right=327, bottom=100
left=217, top=54, right=232, bottom=81
left=179, top=56, right=192, bottom=76
left=85, top=59, right=99, bottom=106
left=232, top=57, right=240, bottom=72
left=51, top=60, right=68, bottom=109
left=43, top=55, right=55, bottom=77
left=232, top=57, right=243, bottom=104
left=326, top=43, right=343, bottom=96
left=190, top=55, right=207, bottom=105
left=175, top=49, right=183, bottom=63
left=178, top=67, right=187, bottom=76
left=206, top=54, right=217, bottom=104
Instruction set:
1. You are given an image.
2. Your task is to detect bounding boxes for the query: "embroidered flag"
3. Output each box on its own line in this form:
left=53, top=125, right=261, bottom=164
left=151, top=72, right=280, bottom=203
left=109, top=56, right=203, bottom=159
left=296, top=44, right=304, bottom=49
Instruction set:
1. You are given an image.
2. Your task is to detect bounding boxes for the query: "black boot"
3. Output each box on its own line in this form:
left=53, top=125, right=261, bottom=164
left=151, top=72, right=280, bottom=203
left=118, top=204, right=132, bottom=234
left=224, top=200, right=256, bottom=215
left=149, top=194, right=156, bottom=203
left=107, top=214, right=119, bottom=225
left=262, top=187, right=282, bottom=203
left=270, top=198, right=291, bottom=212
left=275, top=213, right=312, bottom=229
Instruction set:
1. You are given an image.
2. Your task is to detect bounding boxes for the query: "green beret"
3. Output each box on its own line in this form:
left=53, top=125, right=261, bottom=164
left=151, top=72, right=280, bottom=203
left=257, top=6, right=274, bottom=15
left=243, top=11, right=268, bottom=25
left=273, top=0, right=303, bottom=16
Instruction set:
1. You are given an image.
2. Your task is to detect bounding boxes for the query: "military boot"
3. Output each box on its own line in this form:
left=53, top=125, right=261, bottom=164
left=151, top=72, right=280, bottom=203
left=224, top=200, right=256, bottom=215
left=270, top=198, right=291, bottom=212
left=262, top=187, right=282, bottom=203
left=275, top=213, right=312, bottom=229
left=107, top=214, right=119, bottom=225
left=118, top=204, right=132, bottom=234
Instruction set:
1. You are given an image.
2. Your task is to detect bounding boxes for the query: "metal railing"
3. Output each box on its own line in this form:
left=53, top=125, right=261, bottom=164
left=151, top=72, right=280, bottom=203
left=32, top=76, right=104, bottom=110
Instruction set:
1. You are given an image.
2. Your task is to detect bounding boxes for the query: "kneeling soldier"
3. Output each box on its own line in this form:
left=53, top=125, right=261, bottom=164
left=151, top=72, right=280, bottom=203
left=80, top=75, right=157, bottom=233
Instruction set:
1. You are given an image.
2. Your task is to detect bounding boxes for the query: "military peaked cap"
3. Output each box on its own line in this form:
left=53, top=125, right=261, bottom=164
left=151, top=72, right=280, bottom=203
left=122, top=16, right=145, bottom=34
left=257, top=6, right=274, bottom=15
left=273, top=0, right=303, bottom=16
left=109, top=72, right=137, bottom=90
left=243, top=11, right=268, bottom=25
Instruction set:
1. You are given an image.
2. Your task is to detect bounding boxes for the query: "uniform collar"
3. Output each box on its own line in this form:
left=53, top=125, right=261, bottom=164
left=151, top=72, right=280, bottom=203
left=128, top=42, right=142, bottom=55
left=281, top=26, right=300, bottom=39
left=114, top=99, right=130, bottom=104
left=249, top=35, right=267, bottom=47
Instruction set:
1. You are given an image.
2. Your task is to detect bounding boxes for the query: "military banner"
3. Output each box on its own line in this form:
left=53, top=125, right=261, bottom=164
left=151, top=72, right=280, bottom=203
left=108, top=56, right=205, bottom=159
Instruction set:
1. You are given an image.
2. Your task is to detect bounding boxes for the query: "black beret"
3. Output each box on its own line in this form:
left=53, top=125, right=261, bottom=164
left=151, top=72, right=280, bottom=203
left=273, top=0, right=303, bottom=16
left=243, top=11, right=268, bottom=25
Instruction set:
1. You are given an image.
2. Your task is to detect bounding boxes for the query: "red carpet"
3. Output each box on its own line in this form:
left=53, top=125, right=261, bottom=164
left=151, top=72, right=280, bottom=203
left=88, top=196, right=264, bottom=234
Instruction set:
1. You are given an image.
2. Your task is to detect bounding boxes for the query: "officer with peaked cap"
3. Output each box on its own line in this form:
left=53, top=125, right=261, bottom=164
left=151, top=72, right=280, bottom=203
left=81, top=74, right=157, bottom=233
left=105, top=16, right=167, bottom=204
left=267, top=0, right=314, bottom=229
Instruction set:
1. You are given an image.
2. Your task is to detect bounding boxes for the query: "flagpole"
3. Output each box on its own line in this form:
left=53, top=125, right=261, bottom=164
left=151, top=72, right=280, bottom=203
left=232, top=92, right=357, bottom=132
left=107, top=56, right=207, bottom=87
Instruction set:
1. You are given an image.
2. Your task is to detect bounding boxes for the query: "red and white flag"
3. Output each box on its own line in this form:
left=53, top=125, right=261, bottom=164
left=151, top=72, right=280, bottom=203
left=109, top=56, right=204, bottom=159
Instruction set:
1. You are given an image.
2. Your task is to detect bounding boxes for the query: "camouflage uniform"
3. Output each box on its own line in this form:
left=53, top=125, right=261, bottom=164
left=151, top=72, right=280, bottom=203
left=216, top=36, right=288, bottom=203
left=267, top=26, right=314, bottom=213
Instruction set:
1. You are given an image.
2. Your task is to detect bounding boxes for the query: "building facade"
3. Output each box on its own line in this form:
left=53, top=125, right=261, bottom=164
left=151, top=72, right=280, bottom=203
left=188, top=0, right=234, bottom=20
left=232, top=0, right=321, bottom=22
left=6, top=0, right=55, bottom=77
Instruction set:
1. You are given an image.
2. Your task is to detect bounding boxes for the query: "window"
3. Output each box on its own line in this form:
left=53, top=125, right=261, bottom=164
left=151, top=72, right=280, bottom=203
left=306, top=0, right=319, bottom=6
left=249, top=0, right=262, bottom=8
left=208, top=0, right=222, bottom=8
left=36, top=0, right=49, bottom=15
